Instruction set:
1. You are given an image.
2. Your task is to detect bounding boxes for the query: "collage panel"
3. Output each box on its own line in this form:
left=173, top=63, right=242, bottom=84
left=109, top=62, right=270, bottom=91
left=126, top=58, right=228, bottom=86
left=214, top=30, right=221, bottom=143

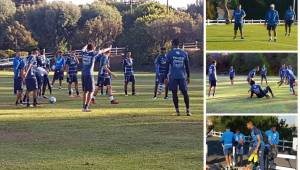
left=206, top=115, right=298, bottom=170
left=206, top=53, right=298, bottom=114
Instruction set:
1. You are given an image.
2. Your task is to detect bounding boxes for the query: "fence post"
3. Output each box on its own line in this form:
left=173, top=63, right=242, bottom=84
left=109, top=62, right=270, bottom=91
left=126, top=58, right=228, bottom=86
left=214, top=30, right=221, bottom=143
left=283, top=139, right=285, bottom=151
left=195, top=41, right=198, bottom=49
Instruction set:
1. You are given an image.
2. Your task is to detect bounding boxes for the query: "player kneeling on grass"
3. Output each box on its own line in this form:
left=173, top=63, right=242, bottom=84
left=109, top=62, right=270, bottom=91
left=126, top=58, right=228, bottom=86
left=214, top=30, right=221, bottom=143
left=220, top=126, right=234, bottom=170
left=234, top=129, right=245, bottom=167
left=285, top=6, right=296, bottom=37
left=247, top=66, right=259, bottom=84
left=51, top=51, right=65, bottom=89
left=286, top=65, right=297, bottom=96
left=249, top=80, right=274, bottom=99
left=165, top=39, right=191, bottom=116
left=208, top=60, right=217, bottom=97
left=260, top=65, right=268, bottom=85
left=229, top=66, right=235, bottom=85
left=265, top=4, right=279, bottom=42
left=13, top=51, right=25, bottom=106
left=122, top=51, right=136, bottom=96
left=92, top=50, right=119, bottom=105
left=65, top=50, right=80, bottom=97
left=232, top=4, right=246, bottom=40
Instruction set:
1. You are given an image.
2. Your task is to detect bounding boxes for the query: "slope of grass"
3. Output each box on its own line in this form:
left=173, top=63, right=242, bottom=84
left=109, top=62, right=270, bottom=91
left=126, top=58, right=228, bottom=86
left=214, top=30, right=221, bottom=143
left=0, top=71, right=203, bottom=170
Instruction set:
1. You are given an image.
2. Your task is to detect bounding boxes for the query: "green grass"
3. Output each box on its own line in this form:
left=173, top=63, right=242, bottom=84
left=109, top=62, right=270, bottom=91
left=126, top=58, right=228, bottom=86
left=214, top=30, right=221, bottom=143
left=206, top=76, right=298, bottom=113
left=206, top=24, right=298, bottom=51
left=0, top=71, right=203, bottom=170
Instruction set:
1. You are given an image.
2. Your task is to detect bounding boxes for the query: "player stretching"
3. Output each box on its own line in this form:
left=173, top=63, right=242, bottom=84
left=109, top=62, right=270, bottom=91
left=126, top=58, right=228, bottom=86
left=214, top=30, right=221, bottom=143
left=285, top=6, right=296, bottom=36
left=153, top=47, right=169, bottom=99
left=65, top=50, right=80, bottom=97
left=165, top=39, right=191, bottom=116
left=265, top=4, right=279, bottom=42
left=51, top=51, right=65, bottom=89
left=92, top=50, right=119, bottom=104
left=229, top=66, right=235, bottom=85
left=232, top=4, right=246, bottom=40
left=13, top=51, right=25, bottom=106
left=123, top=51, right=136, bottom=96
left=247, top=66, right=259, bottom=84
left=286, top=65, right=297, bottom=96
left=249, top=80, right=274, bottom=99
left=208, top=60, right=217, bottom=97
left=260, top=65, right=268, bottom=85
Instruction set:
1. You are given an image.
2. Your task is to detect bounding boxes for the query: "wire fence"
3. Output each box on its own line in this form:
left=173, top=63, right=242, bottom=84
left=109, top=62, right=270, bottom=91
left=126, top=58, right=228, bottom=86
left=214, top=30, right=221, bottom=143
left=206, top=19, right=298, bottom=25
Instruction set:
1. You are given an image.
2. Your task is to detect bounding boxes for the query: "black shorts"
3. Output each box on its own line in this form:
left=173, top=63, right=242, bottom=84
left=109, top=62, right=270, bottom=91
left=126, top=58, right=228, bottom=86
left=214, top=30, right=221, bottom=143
left=82, top=75, right=94, bottom=92
left=169, top=78, right=188, bottom=92
left=234, top=23, right=243, bottom=31
left=97, top=76, right=111, bottom=86
left=267, top=25, right=277, bottom=31
left=124, top=75, right=136, bottom=83
left=53, top=70, right=64, bottom=81
left=158, top=73, right=168, bottom=84
left=209, top=79, right=217, bottom=87
left=67, top=74, right=78, bottom=84
left=14, top=77, right=23, bottom=93
left=25, top=77, right=38, bottom=91
left=230, top=76, right=234, bottom=80
left=285, top=20, right=294, bottom=27
left=261, top=75, right=267, bottom=79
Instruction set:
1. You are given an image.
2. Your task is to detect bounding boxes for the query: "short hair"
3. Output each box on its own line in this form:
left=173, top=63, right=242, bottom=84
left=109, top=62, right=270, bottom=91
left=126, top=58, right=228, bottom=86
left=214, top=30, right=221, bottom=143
left=250, top=80, right=255, bottom=85
left=172, top=39, right=180, bottom=46
left=32, top=47, right=39, bottom=52
left=247, top=120, right=254, bottom=125
left=87, top=44, right=94, bottom=51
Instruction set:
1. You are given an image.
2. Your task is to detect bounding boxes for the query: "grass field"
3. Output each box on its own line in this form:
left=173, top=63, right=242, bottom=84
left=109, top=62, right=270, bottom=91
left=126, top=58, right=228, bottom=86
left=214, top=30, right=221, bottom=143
left=206, top=24, right=298, bottom=51
left=206, top=76, right=298, bottom=113
left=0, top=71, right=203, bottom=170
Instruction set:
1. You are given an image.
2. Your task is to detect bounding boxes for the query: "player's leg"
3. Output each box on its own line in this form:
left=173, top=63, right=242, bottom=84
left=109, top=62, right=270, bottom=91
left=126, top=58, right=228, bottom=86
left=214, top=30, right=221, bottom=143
left=208, top=85, right=212, bottom=97
left=258, top=148, right=265, bottom=170
left=100, top=85, right=104, bottom=95
left=51, top=71, right=56, bottom=86
left=265, top=76, right=268, bottom=85
left=265, top=86, right=274, bottom=97
left=131, top=75, right=136, bottom=95
left=68, top=80, right=72, bottom=96
left=267, top=26, right=272, bottom=41
left=285, top=22, right=288, bottom=36
left=153, top=80, right=158, bottom=98
left=169, top=78, right=180, bottom=115
left=288, top=22, right=292, bottom=35
left=32, top=89, right=38, bottom=107
left=273, top=26, right=277, bottom=42
left=179, top=78, right=190, bottom=116
left=290, top=81, right=296, bottom=95
left=233, top=23, right=237, bottom=39
left=164, top=77, right=169, bottom=99
left=124, top=80, right=129, bottom=96
left=239, top=24, right=244, bottom=39
left=107, top=78, right=118, bottom=104
left=74, top=81, right=79, bottom=96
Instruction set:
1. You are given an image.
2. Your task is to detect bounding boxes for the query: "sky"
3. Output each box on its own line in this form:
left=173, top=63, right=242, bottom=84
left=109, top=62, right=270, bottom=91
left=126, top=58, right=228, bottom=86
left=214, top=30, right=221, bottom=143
left=278, top=116, right=298, bottom=127
left=46, top=0, right=199, bottom=8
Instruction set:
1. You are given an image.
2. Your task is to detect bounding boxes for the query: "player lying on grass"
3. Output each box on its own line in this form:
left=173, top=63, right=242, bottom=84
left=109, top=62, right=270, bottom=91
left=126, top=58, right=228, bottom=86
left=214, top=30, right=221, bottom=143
left=51, top=51, right=65, bottom=89
left=265, top=4, right=279, bottom=42
left=13, top=51, right=25, bottom=106
left=65, top=50, right=80, bottom=97
left=249, top=80, right=274, bottom=99
left=229, top=66, right=235, bottom=85
left=247, top=66, right=259, bottom=84
left=122, top=51, right=136, bottom=96
left=285, top=6, right=296, bottom=37
left=153, top=47, right=169, bottom=99
left=260, top=65, right=268, bottom=85
left=208, top=60, right=217, bottom=97
left=232, top=4, right=246, bottom=40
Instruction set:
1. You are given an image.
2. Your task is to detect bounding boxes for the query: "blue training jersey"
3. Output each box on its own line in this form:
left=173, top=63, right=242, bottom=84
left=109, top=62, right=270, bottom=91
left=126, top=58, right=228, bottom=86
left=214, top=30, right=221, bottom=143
left=261, top=67, right=267, bottom=76
left=251, top=127, right=265, bottom=147
left=229, top=68, right=235, bottom=78
left=220, top=130, right=234, bottom=149
left=81, top=51, right=98, bottom=76
left=208, top=64, right=217, bottom=81
left=155, top=54, right=168, bottom=75
left=66, top=56, right=78, bottom=75
left=265, top=9, right=279, bottom=26
left=234, top=133, right=245, bottom=143
left=279, top=67, right=286, bottom=77
left=248, top=69, right=256, bottom=78
left=13, top=56, right=25, bottom=79
left=166, top=48, right=190, bottom=79
left=54, top=56, right=65, bottom=70
left=285, top=9, right=296, bottom=21
left=25, top=55, right=37, bottom=79
left=265, top=130, right=279, bottom=145
left=286, top=69, right=296, bottom=81
left=250, top=84, right=262, bottom=95
left=123, top=57, right=134, bottom=76
left=233, top=9, right=246, bottom=23
left=97, top=54, right=110, bottom=78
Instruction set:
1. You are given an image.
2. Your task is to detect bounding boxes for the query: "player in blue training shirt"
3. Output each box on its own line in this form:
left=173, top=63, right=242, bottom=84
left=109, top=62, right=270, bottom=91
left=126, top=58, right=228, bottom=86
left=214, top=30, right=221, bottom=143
left=37, top=49, right=52, bottom=98
left=234, top=129, right=245, bottom=167
left=229, top=66, right=235, bottom=85
left=285, top=6, right=296, bottom=36
left=286, top=65, right=297, bottom=96
left=123, top=51, right=136, bottom=96
left=265, top=126, right=279, bottom=169
left=265, top=4, right=279, bottom=42
left=220, top=126, right=234, bottom=170
left=278, top=64, right=287, bottom=86
left=247, top=120, right=265, bottom=170
left=232, top=4, right=246, bottom=40
left=153, top=47, right=169, bottom=99
left=247, top=66, right=259, bottom=84
left=208, top=60, right=217, bottom=97
left=24, top=48, right=39, bottom=107
left=165, top=39, right=191, bottom=116
left=65, top=50, right=80, bottom=97
left=13, top=51, right=25, bottom=106
left=260, top=65, right=268, bottom=85
left=92, top=50, right=119, bottom=105
left=249, top=80, right=274, bottom=98
left=51, top=51, right=65, bottom=89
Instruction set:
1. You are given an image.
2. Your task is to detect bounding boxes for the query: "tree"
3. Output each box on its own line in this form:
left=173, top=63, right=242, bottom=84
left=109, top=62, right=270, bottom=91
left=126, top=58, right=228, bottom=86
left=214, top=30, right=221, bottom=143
left=0, top=0, right=16, bottom=24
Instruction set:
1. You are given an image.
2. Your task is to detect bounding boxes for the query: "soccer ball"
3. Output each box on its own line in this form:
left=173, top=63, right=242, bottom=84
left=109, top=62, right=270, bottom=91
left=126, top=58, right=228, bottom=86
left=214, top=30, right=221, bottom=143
left=49, top=96, right=56, bottom=104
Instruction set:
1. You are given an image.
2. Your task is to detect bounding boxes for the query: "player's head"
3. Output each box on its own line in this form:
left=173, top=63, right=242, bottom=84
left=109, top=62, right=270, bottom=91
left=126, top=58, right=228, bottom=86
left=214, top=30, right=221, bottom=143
left=250, top=80, right=255, bottom=86
left=271, top=126, right=277, bottom=132
left=270, top=4, right=275, bottom=10
left=160, top=47, right=166, bottom=54
left=126, top=51, right=132, bottom=58
left=31, top=47, right=39, bottom=56
left=87, top=43, right=95, bottom=51
left=230, top=66, right=233, bottom=69
left=212, top=60, right=216, bottom=66
left=56, top=50, right=63, bottom=56
left=225, top=124, right=231, bottom=131
left=246, top=120, right=254, bottom=130
left=172, top=38, right=180, bottom=48
left=237, top=4, right=242, bottom=10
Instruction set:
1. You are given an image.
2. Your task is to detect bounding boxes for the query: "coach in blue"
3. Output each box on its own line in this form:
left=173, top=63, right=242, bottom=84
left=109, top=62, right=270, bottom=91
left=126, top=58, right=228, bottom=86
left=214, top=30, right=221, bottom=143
left=265, top=126, right=279, bottom=169
left=285, top=6, right=296, bottom=37
left=220, top=127, right=234, bottom=170
left=232, top=4, right=246, bottom=40
left=265, top=4, right=279, bottom=42
left=165, top=39, right=191, bottom=116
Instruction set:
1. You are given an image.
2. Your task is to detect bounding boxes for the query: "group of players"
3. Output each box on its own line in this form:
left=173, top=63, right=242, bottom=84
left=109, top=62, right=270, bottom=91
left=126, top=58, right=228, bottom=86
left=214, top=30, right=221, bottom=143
left=232, top=4, right=296, bottom=41
left=207, top=60, right=297, bottom=98
left=220, top=120, right=280, bottom=170
left=13, top=39, right=191, bottom=115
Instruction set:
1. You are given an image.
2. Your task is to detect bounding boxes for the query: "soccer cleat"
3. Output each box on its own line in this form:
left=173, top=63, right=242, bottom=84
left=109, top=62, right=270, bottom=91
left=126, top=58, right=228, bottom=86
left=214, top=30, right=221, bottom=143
left=82, top=108, right=91, bottom=112
left=288, top=33, right=291, bottom=36
left=152, top=97, right=157, bottom=100
left=233, top=36, right=236, bottom=40
left=176, top=112, right=180, bottom=116
left=125, top=94, right=128, bottom=96
left=186, top=111, right=192, bottom=116
left=132, top=93, right=136, bottom=96
left=274, top=38, right=277, bottom=42
left=91, top=98, right=96, bottom=104
left=111, top=99, right=119, bottom=104
left=164, top=96, right=169, bottom=100
left=241, top=37, right=244, bottom=39
left=268, top=39, right=272, bottom=42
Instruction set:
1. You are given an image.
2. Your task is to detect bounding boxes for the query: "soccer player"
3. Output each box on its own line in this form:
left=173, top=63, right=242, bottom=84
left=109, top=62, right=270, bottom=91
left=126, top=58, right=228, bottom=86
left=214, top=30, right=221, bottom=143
left=249, top=80, right=274, bottom=99
left=232, top=4, right=246, bottom=40
left=260, top=65, right=268, bottom=85
left=24, top=48, right=39, bottom=107
left=285, top=6, right=296, bottom=36
left=208, top=60, right=217, bottom=97
left=286, top=65, right=297, bottom=95
left=51, top=51, right=65, bottom=89
left=13, top=51, right=25, bottom=106
left=229, top=66, right=235, bottom=85
left=153, top=47, right=169, bottom=99
left=234, top=129, right=245, bottom=167
left=92, top=49, right=119, bottom=105
left=247, top=66, right=259, bottom=84
left=265, top=4, right=279, bottom=42
left=165, top=39, right=191, bottom=116
left=265, top=126, right=279, bottom=169
left=247, top=120, right=265, bottom=170
left=65, top=50, right=80, bottom=97
left=220, top=126, right=234, bottom=170
left=37, top=49, right=52, bottom=98
left=123, top=51, right=136, bottom=96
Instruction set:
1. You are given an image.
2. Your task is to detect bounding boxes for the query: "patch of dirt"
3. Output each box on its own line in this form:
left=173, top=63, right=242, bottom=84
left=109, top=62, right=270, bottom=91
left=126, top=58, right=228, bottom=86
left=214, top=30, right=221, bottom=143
left=0, top=128, right=34, bottom=142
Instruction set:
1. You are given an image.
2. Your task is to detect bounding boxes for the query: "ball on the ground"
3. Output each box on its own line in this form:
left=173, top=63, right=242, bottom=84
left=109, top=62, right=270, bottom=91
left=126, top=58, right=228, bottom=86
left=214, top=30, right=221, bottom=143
left=49, top=96, right=56, bottom=104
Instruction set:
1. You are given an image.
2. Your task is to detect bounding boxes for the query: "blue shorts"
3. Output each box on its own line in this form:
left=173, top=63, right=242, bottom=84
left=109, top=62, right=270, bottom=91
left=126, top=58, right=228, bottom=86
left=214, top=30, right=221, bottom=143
left=267, top=24, right=277, bottom=31
left=67, top=74, right=78, bottom=83
left=53, top=69, right=64, bottom=80
left=124, top=75, right=135, bottom=83
left=25, top=77, right=38, bottom=91
left=234, top=23, right=243, bottom=30
left=224, top=147, right=233, bottom=156
left=209, top=79, right=217, bottom=87
left=14, top=77, right=23, bottom=93
left=261, top=75, right=267, bottom=79
left=285, top=20, right=294, bottom=26
left=97, top=76, right=111, bottom=86
left=158, top=73, right=168, bottom=84
left=169, top=78, right=188, bottom=92
left=36, top=74, right=43, bottom=89
left=230, top=76, right=234, bottom=80
left=82, top=75, right=94, bottom=92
